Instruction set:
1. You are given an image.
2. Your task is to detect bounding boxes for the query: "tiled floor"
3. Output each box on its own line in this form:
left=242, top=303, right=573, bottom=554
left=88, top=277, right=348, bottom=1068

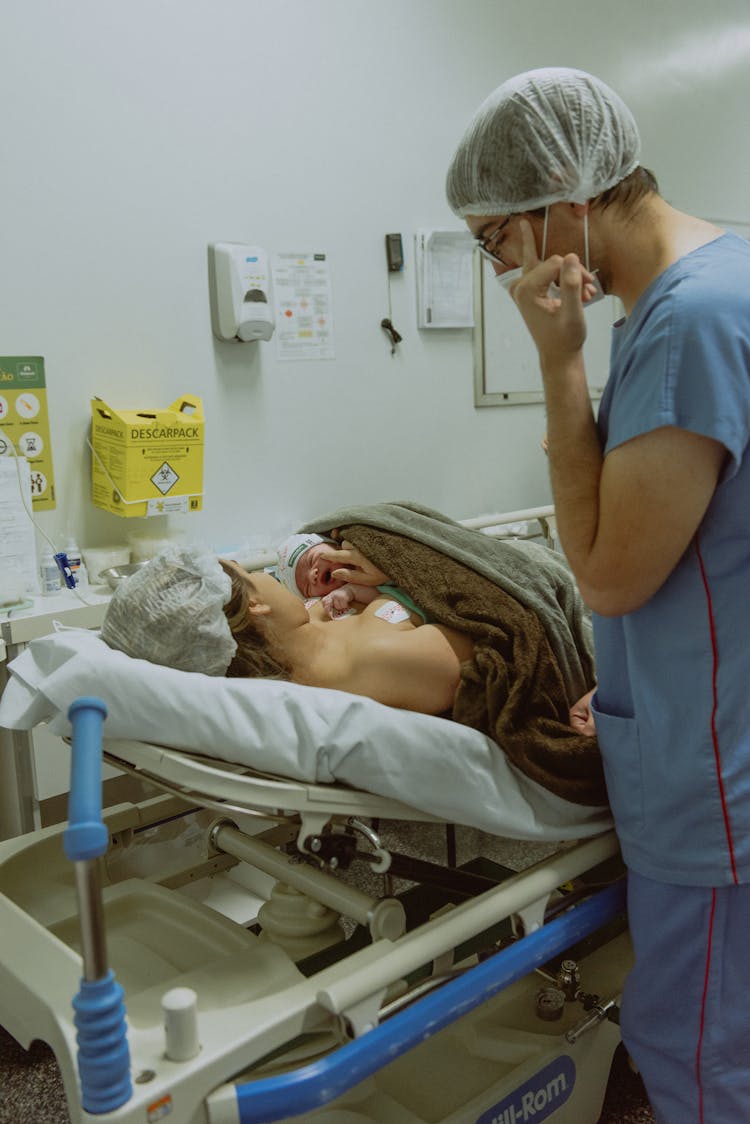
left=0, top=822, right=655, bottom=1123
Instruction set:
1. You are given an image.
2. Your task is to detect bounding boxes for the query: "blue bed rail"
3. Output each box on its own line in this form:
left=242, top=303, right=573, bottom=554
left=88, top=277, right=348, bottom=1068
left=230, top=879, right=626, bottom=1123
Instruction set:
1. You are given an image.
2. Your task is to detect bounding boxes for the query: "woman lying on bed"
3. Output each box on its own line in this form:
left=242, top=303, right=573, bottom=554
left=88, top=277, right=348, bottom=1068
left=101, top=544, right=596, bottom=732
left=103, top=543, right=604, bottom=805
left=101, top=545, right=475, bottom=718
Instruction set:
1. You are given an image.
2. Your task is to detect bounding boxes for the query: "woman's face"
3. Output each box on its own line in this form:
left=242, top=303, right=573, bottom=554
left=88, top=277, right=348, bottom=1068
left=222, top=560, right=310, bottom=625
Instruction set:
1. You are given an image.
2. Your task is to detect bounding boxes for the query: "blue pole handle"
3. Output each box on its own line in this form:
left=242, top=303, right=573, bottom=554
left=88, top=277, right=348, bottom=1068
left=73, top=971, right=132, bottom=1113
left=64, top=697, right=109, bottom=862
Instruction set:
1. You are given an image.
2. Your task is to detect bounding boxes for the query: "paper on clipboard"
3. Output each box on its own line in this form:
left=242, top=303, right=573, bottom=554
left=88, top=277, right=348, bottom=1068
left=415, top=229, right=474, bottom=328
left=0, top=456, right=38, bottom=597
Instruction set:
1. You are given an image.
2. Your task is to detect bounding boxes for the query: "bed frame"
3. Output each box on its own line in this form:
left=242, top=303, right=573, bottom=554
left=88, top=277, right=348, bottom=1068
left=0, top=506, right=632, bottom=1124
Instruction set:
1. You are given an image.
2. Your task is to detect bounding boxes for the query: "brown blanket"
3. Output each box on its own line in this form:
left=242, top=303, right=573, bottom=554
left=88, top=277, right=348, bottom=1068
left=329, top=523, right=606, bottom=808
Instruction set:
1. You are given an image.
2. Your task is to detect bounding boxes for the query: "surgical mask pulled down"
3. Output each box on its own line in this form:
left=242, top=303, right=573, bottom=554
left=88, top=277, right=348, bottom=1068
left=496, top=209, right=605, bottom=308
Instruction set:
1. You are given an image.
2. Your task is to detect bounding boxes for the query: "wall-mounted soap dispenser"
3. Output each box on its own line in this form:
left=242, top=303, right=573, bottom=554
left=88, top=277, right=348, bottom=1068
left=208, top=243, right=275, bottom=342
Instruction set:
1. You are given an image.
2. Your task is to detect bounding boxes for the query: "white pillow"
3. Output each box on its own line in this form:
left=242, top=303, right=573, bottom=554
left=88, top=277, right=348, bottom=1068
left=0, top=628, right=611, bottom=841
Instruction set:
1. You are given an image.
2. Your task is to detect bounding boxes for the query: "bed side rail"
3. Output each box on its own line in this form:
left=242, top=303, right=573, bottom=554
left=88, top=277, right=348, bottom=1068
left=233, top=505, right=557, bottom=572
left=206, top=878, right=625, bottom=1124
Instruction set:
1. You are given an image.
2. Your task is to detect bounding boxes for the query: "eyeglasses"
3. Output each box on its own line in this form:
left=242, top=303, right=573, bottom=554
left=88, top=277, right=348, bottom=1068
left=474, top=218, right=511, bottom=266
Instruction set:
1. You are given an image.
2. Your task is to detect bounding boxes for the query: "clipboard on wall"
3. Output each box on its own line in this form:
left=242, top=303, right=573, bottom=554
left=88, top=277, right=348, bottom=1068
left=415, top=229, right=474, bottom=328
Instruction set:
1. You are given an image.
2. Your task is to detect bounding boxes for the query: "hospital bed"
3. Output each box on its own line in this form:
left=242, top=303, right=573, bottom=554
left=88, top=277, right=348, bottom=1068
left=0, top=508, right=630, bottom=1124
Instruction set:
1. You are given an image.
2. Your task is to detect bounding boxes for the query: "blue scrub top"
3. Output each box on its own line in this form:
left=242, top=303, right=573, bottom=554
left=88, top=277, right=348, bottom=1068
left=592, top=232, right=750, bottom=886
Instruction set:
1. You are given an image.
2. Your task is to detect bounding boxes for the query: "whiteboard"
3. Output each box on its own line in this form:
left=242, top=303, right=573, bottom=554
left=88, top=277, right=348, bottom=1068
left=472, top=219, right=750, bottom=408
left=472, top=253, right=617, bottom=407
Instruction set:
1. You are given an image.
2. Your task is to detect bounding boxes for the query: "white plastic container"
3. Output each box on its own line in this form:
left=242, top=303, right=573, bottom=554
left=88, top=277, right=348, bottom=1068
left=82, top=546, right=131, bottom=587
left=39, top=549, right=61, bottom=595
left=128, top=531, right=185, bottom=563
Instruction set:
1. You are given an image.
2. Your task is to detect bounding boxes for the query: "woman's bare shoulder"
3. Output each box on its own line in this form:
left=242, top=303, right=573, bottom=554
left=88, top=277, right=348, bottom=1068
left=325, top=619, right=466, bottom=714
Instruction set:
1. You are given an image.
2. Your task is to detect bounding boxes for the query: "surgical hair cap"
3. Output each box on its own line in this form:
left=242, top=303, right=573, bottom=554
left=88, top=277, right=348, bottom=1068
left=446, top=67, right=641, bottom=217
left=276, top=533, right=332, bottom=595
left=101, top=544, right=238, bottom=676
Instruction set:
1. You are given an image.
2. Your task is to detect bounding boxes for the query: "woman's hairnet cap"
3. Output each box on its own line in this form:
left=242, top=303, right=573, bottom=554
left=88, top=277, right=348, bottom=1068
left=446, top=67, right=641, bottom=217
left=100, top=544, right=238, bottom=675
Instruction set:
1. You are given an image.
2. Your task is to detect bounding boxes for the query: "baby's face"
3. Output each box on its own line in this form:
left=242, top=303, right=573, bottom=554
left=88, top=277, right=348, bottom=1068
left=295, top=543, right=346, bottom=598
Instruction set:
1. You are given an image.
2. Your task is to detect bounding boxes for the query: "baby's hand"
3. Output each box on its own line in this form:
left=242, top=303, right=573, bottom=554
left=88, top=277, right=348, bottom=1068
left=322, top=586, right=355, bottom=618
left=569, top=688, right=597, bottom=737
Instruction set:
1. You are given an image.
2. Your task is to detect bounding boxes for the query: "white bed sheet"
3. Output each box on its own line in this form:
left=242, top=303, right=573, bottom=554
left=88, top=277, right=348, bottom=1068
left=0, top=628, right=612, bottom=841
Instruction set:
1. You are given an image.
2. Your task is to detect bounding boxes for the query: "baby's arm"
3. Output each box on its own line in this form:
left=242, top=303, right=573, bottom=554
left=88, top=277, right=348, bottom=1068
left=346, top=582, right=380, bottom=605
left=321, top=582, right=381, bottom=618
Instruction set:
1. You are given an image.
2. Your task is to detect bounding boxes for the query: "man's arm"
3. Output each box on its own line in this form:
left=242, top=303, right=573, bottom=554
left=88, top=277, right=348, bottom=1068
left=541, top=338, right=725, bottom=615
left=513, top=228, right=726, bottom=616
left=553, top=425, right=724, bottom=616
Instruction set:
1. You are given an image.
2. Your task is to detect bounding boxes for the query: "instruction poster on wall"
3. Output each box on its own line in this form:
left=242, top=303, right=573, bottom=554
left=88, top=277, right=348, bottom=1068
left=0, top=355, right=56, bottom=510
left=271, top=252, right=335, bottom=360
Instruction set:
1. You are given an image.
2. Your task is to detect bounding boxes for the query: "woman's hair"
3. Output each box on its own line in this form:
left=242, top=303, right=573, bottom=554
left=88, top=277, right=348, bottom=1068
left=219, top=561, right=293, bottom=681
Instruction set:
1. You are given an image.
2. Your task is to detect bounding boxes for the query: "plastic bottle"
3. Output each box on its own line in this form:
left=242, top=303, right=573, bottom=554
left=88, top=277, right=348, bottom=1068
left=65, top=536, right=88, bottom=588
left=40, top=549, right=61, bottom=595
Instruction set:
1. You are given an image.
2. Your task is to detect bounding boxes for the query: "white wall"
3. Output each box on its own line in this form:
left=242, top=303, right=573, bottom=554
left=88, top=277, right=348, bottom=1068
left=3, top=0, right=750, bottom=558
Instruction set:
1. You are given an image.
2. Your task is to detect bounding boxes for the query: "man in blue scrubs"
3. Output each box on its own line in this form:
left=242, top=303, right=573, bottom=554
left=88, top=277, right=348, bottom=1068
left=446, top=68, right=750, bottom=1122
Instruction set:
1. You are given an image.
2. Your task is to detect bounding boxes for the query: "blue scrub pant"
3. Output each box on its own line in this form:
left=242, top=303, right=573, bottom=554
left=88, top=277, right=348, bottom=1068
left=620, top=871, right=750, bottom=1123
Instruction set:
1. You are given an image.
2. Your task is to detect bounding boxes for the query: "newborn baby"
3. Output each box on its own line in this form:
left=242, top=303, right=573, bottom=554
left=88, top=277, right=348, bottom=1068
left=276, top=533, right=386, bottom=617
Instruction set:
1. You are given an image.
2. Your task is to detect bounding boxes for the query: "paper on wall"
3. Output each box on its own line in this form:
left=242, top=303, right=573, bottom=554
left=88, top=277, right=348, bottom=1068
left=415, top=229, right=474, bottom=328
left=0, top=457, right=38, bottom=598
left=271, top=252, right=335, bottom=360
